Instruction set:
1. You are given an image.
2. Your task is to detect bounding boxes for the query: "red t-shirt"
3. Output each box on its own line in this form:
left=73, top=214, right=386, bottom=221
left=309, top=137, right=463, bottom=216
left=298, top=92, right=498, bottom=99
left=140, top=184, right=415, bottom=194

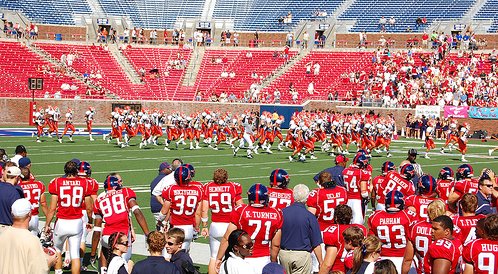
left=407, top=220, right=432, bottom=274
left=368, top=209, right=413, bottom=257
left=307, top=186, right=348, bottom=230
left=373, top=175, right=388, bottom=204
left=452, top=215, right=486, bottom=245
left=452, top=179, right=479, bottom=199
left=383, top=171, right=415, bottom=197
left=322, top=224, right=367, bottom=273
left=463, top=238, right=498, bottom=274
left=424, top=237, right=462, bottom=274
left=93, top=188, right=136, bottom=235
left=268, top=187, right=294, bottom=210
left=19, top=180, right=45, bottom=215
left=48, top=177, right=91, bottom=219
left=343, top=167, right=371, bottom=200
left=436, top=179, right=453, bottom=201
left=229, top=204, right=283, bottom=258
left=162, top=184, right=202, bottom=226
left=202, top=181, right=242, bottom=223
left=80, top=177, right=99, bottom=210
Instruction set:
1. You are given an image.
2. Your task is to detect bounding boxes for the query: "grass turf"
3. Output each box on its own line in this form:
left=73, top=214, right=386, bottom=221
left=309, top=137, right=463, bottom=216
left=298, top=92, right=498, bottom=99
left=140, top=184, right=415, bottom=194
left=2, top=135, right=497, bottom=273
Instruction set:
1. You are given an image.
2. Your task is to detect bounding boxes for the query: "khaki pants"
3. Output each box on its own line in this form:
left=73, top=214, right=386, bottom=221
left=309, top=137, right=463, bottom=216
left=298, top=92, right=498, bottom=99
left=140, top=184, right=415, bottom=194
left=278, top=249, right=311, bottom=274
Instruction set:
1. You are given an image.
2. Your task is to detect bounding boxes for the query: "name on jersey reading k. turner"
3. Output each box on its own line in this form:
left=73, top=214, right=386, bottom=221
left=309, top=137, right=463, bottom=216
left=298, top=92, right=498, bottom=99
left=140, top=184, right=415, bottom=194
left=269, top=192, right=292, bottom=199
left=379, top=217, right=401, bottom=225
left=208, top=186, right=232, bottom=192
left=482, top=244, right=498, bottom=252
left=245, top=211, right=279, bottom=220
left=173, top=189, right=199, bottom=195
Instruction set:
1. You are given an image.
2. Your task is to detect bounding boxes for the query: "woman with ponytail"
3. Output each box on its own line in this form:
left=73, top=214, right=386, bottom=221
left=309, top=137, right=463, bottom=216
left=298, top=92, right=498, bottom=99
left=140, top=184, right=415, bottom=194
left=107, top=232, right=134, bottom=274
left=219, top=229, right=256, bottom=274
left=349, top=235, right=382, bottom=274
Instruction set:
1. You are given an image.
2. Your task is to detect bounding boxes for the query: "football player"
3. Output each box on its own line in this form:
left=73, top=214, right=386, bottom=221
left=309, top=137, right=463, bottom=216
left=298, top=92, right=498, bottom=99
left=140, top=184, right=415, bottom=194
left=371, top=161, right=396, bottom=211
left=44, top=161, right=93, bottom=274
left=462, top=214, right=498, bottom=274
left=267, top=169, right=293, bottom=210
left=233, top=114, right=256, bottom=159
left=18, top=167, right=47, bottom=236
left=368, top=190, right=415, bottom=273
left=159, top=166, right=202, bottom=251
left=85, top=107, right=95, bottom=141
left=402, top=199, right=447, bottom=274
left=91, top=173, right=150, bottom=273
left=383, top=164, right=416, bottom=198
left=424, top=215, right=462, bottom=274
left=319, top=205, right=367, bottom=274
left=343, top=153, right=371, bottom=224
left=448, top=164, right=478, bottom=212
left=216, top=183, right=283, bottom=273
left=457, top=123, right=470, bottom=162
left=406, top=175, right=441, bottom=222
left=453, top=193, right=485, bottom=245
left=60, top=108, right=76, bottom=143
left=436, top=166, right=454, bottom=202
left=201, top=168, right=243, bottom=274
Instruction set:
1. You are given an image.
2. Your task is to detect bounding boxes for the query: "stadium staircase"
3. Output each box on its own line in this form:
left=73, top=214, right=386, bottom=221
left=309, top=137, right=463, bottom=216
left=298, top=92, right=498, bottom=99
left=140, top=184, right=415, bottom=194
left=182, top=47, right=206, bottom=87
left=108, top=45, right=143, bottom=84
left=259, top=49, right=309, bottom=90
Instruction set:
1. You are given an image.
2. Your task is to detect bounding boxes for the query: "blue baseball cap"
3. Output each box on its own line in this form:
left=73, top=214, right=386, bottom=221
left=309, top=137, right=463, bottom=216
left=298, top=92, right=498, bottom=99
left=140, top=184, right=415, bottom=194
left=159, top=162, right=171, bottom=171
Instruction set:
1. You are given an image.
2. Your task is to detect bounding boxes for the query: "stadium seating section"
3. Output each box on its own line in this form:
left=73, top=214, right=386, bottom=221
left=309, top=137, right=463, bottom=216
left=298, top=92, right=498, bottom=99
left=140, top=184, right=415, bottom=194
left=475, top=0, right=498, bottom=32
left=0, top=0, right=91, bottom=25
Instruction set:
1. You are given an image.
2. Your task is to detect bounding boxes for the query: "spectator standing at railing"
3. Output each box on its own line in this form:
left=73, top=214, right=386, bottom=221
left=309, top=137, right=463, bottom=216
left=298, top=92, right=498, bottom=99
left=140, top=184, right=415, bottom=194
left=123, top=28, right=130, bottom=43
left=286, top=32, right=293, bottom=47
left=302, top=31, right=309, bottom=49
left=131, top=28, right=137, bottom=43
left=379, top=16, right=387, bottom=30
left=389, top=17, right=396, bottom=31
left=149, top=30, right=157, bottom=45
left=226, top=30, right=231, bottom=46
left=233, top=32, right=239, bottom=46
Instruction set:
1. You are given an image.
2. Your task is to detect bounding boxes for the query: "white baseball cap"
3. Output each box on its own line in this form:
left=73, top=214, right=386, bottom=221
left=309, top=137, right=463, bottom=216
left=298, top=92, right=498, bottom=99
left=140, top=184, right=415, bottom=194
left=6, top=166, right=21, bottom=177
left=11, top=198, right=33, bottom=217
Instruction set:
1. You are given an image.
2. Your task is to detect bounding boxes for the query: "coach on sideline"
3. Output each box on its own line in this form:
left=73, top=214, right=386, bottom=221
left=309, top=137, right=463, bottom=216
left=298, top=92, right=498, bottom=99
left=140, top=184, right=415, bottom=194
left=313, top=154, right=348, bottom=187
left=0, top=166, right=24, bottom=230
left=150, top=162, right=172, bottom=221
left=279, top=184, right=323, bottom=274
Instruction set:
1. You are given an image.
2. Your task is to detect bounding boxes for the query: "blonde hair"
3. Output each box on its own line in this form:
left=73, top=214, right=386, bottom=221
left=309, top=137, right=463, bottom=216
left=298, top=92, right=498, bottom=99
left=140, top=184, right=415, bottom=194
left=427, top=200, right=446, bottom=221
left=352, top=235, right=382, bottom=274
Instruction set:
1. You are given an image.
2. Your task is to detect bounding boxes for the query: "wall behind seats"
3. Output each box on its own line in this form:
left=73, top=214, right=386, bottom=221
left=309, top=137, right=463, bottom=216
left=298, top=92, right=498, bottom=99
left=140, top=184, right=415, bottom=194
left=37, top=25, right=87, bottom=41
left=1, top=98, right=497, bottom=135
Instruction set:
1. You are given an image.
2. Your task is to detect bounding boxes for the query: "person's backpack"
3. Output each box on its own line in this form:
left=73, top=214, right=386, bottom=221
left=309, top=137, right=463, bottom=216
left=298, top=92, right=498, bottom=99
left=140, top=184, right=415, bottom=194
left=182, top=261, right=201, bottom=274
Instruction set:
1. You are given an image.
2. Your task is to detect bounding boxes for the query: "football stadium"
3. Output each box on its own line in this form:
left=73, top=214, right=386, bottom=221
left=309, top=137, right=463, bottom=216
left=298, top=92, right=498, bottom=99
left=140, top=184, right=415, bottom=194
left=0, top=0, right=498, bottom=273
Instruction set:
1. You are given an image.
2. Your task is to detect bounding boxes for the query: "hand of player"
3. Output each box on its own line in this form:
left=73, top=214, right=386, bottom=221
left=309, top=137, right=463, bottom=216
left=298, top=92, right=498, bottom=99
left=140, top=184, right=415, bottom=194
left=215, top=259, right=222, bottom=273
left=201, top=227, right=209, bottom=238
left=131, top=230, right=136, bottom=243
left=86, top=223, right=93, bottom=231
left=44, top=225, right=51, bottom=234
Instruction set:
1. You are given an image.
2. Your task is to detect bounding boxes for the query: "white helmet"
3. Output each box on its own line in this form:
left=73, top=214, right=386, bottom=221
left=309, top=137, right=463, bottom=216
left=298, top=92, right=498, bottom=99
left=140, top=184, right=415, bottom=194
left=365, top=123, right=371, bottom=129
left=206, top=115, right=212, bottom=120
left=85, top=110, right=91, bottom=115
left=65, top=113, right=71, bottom=118
left=219, top=120, right=225, bottom=125
left=290, top=124, right=297, bottom=130
left=113, top=114, right=119, bottom=119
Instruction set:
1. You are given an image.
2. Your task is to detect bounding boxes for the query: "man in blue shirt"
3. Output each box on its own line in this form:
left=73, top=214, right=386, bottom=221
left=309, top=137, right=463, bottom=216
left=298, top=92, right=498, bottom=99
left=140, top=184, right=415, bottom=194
left=279, top=184, right=323, bottom=274
left=313, top=154, right=348, bottom=187
left=475, top=173, right=497, bottom=215
left=150, top=161, right=172, bottom=229
left=0, top=166, right=23, bottom=228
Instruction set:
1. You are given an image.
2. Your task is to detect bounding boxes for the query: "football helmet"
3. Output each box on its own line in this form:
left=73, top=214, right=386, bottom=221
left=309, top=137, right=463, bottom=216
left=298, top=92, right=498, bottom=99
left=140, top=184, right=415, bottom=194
left=385, top=190, right=404, bottom=212
left=182, top=163, right=195, bottom=178
left=247, top=183, right=269, bottom=207
left=418, top=175, right=437, bottom=196
left=174, top=166, right=191, bottom=185
left=78, top=161, right=92, bottom=177
left=381, top=161, right=396, bottom=175
left=352, top=153, right=369, bottom=169
left=104, top=175, right=122, bottom=192
left=269, top=169, right=290, bottom=188
left=456, top=164, right=473, bottom=180
left=400, top=164, right=415, bottom=181
left=438, top=167, right=454, bottom=180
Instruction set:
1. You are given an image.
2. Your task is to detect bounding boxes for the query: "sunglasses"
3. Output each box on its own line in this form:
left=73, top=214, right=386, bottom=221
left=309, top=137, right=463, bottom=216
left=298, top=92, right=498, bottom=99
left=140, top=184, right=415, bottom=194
left=483, top=184, right=494, bottom=188
left=166, top=241, right=177, bottom=246
left=238, top=242, right=254, bottom=250
left=118, top=241, right=129, bottom=246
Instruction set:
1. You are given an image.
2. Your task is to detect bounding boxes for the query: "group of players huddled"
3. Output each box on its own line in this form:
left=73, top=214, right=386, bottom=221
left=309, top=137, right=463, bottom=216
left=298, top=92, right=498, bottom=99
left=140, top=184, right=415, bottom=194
left=5, top=141, right=497, bottom=274
left=32, top=106, right=477, bottom=162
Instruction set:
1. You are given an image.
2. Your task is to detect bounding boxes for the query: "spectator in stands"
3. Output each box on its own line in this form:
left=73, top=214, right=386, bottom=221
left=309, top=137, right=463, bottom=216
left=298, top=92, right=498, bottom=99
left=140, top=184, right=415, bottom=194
left=416, top=17, right=422, bottom=30
left=286, top=32, right=293, bottom=47
left=379, top=16, right=387, bottom=30
left=274, top=89, right=281, bottom=104
left=319, top=34, right=326, bottom=48
left=313, top=62, right=320, bottom=75
left=225, top=30, right=231, bottom=46
left=233, top=32, right=239, bottom=46
left=307, top=81, right=315, bottom=95
left=302, top=31, right=309, bottom=49
left=379, top=36, right=387, bottom=47
left=254, top=31, right=259, bottom=47
left=123, top=28, right=130, bottom=44
left=389, top=17, right=396, bottom=31
left=149, top=30, right=157, bottom=45
left=359, top=31, right=367, bottom=48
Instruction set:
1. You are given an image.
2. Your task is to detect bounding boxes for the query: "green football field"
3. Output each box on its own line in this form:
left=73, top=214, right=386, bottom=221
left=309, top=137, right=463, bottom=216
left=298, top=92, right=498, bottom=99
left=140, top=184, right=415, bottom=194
left=2, top=135, right=498, bottom=273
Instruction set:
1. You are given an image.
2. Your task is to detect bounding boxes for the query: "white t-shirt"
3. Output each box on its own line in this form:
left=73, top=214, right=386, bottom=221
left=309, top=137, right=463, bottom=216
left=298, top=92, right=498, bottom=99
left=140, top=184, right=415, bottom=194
left=152, top=172, right=176, bottom=196
left=219, top=253, right=257, bottom=274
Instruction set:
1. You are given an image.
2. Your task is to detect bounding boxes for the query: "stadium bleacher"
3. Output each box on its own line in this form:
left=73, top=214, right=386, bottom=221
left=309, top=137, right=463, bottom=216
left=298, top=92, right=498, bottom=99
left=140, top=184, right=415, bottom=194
left=475, top=0, right=498, bottom=32
left=339, top=0, right=476, bottom=32
left=0, top=0, right=91, bottom=25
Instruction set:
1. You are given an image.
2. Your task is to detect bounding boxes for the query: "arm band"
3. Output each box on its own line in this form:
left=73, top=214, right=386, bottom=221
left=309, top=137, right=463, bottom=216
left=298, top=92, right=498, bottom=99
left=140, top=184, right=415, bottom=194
left=361, top=191, right=369, bottom=198
left=158, top=212, right=166, bottom=221
left=201, top=217, right=208, bottom=223
left=131, top=205, right=140, bottom=212
left=93, top=227, right=102, bottom=232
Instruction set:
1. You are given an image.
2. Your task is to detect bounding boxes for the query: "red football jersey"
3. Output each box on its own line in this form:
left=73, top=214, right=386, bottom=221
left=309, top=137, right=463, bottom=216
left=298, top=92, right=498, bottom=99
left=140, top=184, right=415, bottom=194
left=202, top=181, right=242, bottom=223
left=229, top=204, right=283, bottom=257
left=19, top=180, right=45, bottom=215
left=424, top=237, right=462, bottom=274
left=383, top=171, right=415, bottom=197
left=48, top=177, right=91, bottom=219
left=322, top=224, right=367, bottom=273
left=368, top=209, right=412, bottom=257
left=162, top=184, right=202, bottom=226
left=80, top=177, right=100, bottom=210
left=452, top=179, right=479, bottom=199
left=93, top=188, right=136, bottom=235
left=463, top=238, right=498, bottom=274
left=373, top=175, right=387, bottom=204
left=407, top=220, right=432, bottom=274
left=453, top=215, right=486, bottom=245
left=268, top=187, right=294, bottom=210
left=190, top=181, right=205, bottom=195
left=343, top=167, right=371, bottom=200
left=405, top=195, right=440, bottom=222
left=307, top=186, right=348, bottom=230
left=436, top=179, right=453, bottom=201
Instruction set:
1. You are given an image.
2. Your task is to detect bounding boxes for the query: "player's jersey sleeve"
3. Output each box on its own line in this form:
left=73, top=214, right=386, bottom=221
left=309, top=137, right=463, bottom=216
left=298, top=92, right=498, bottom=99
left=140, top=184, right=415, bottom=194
left=360, top=170, right=371, bottom=182
left=405, top=195, right=416, bottom=208
left=322, top=225, right=340, bottom=247
left=453, top=181, right=465, bottom=195
left=202, top=182, right=211, bottom=201
left=48, top=178, right=58, bottom=195
left=161, top=185, right=173, bottom=201
left=233, top=182, right=243, bottom=201
left=306, top=189, right=319, bottom=209
left=90, top=178, right=99, bottom=195
left=125, top=188, right=137, bottom=203
left=462, top=240, right=475, bottom=264
left=367, top=211, right=378, bottom=235
left=429, top=239, right=458, bottom=261
left=229, top=204, right=244, bottom=226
